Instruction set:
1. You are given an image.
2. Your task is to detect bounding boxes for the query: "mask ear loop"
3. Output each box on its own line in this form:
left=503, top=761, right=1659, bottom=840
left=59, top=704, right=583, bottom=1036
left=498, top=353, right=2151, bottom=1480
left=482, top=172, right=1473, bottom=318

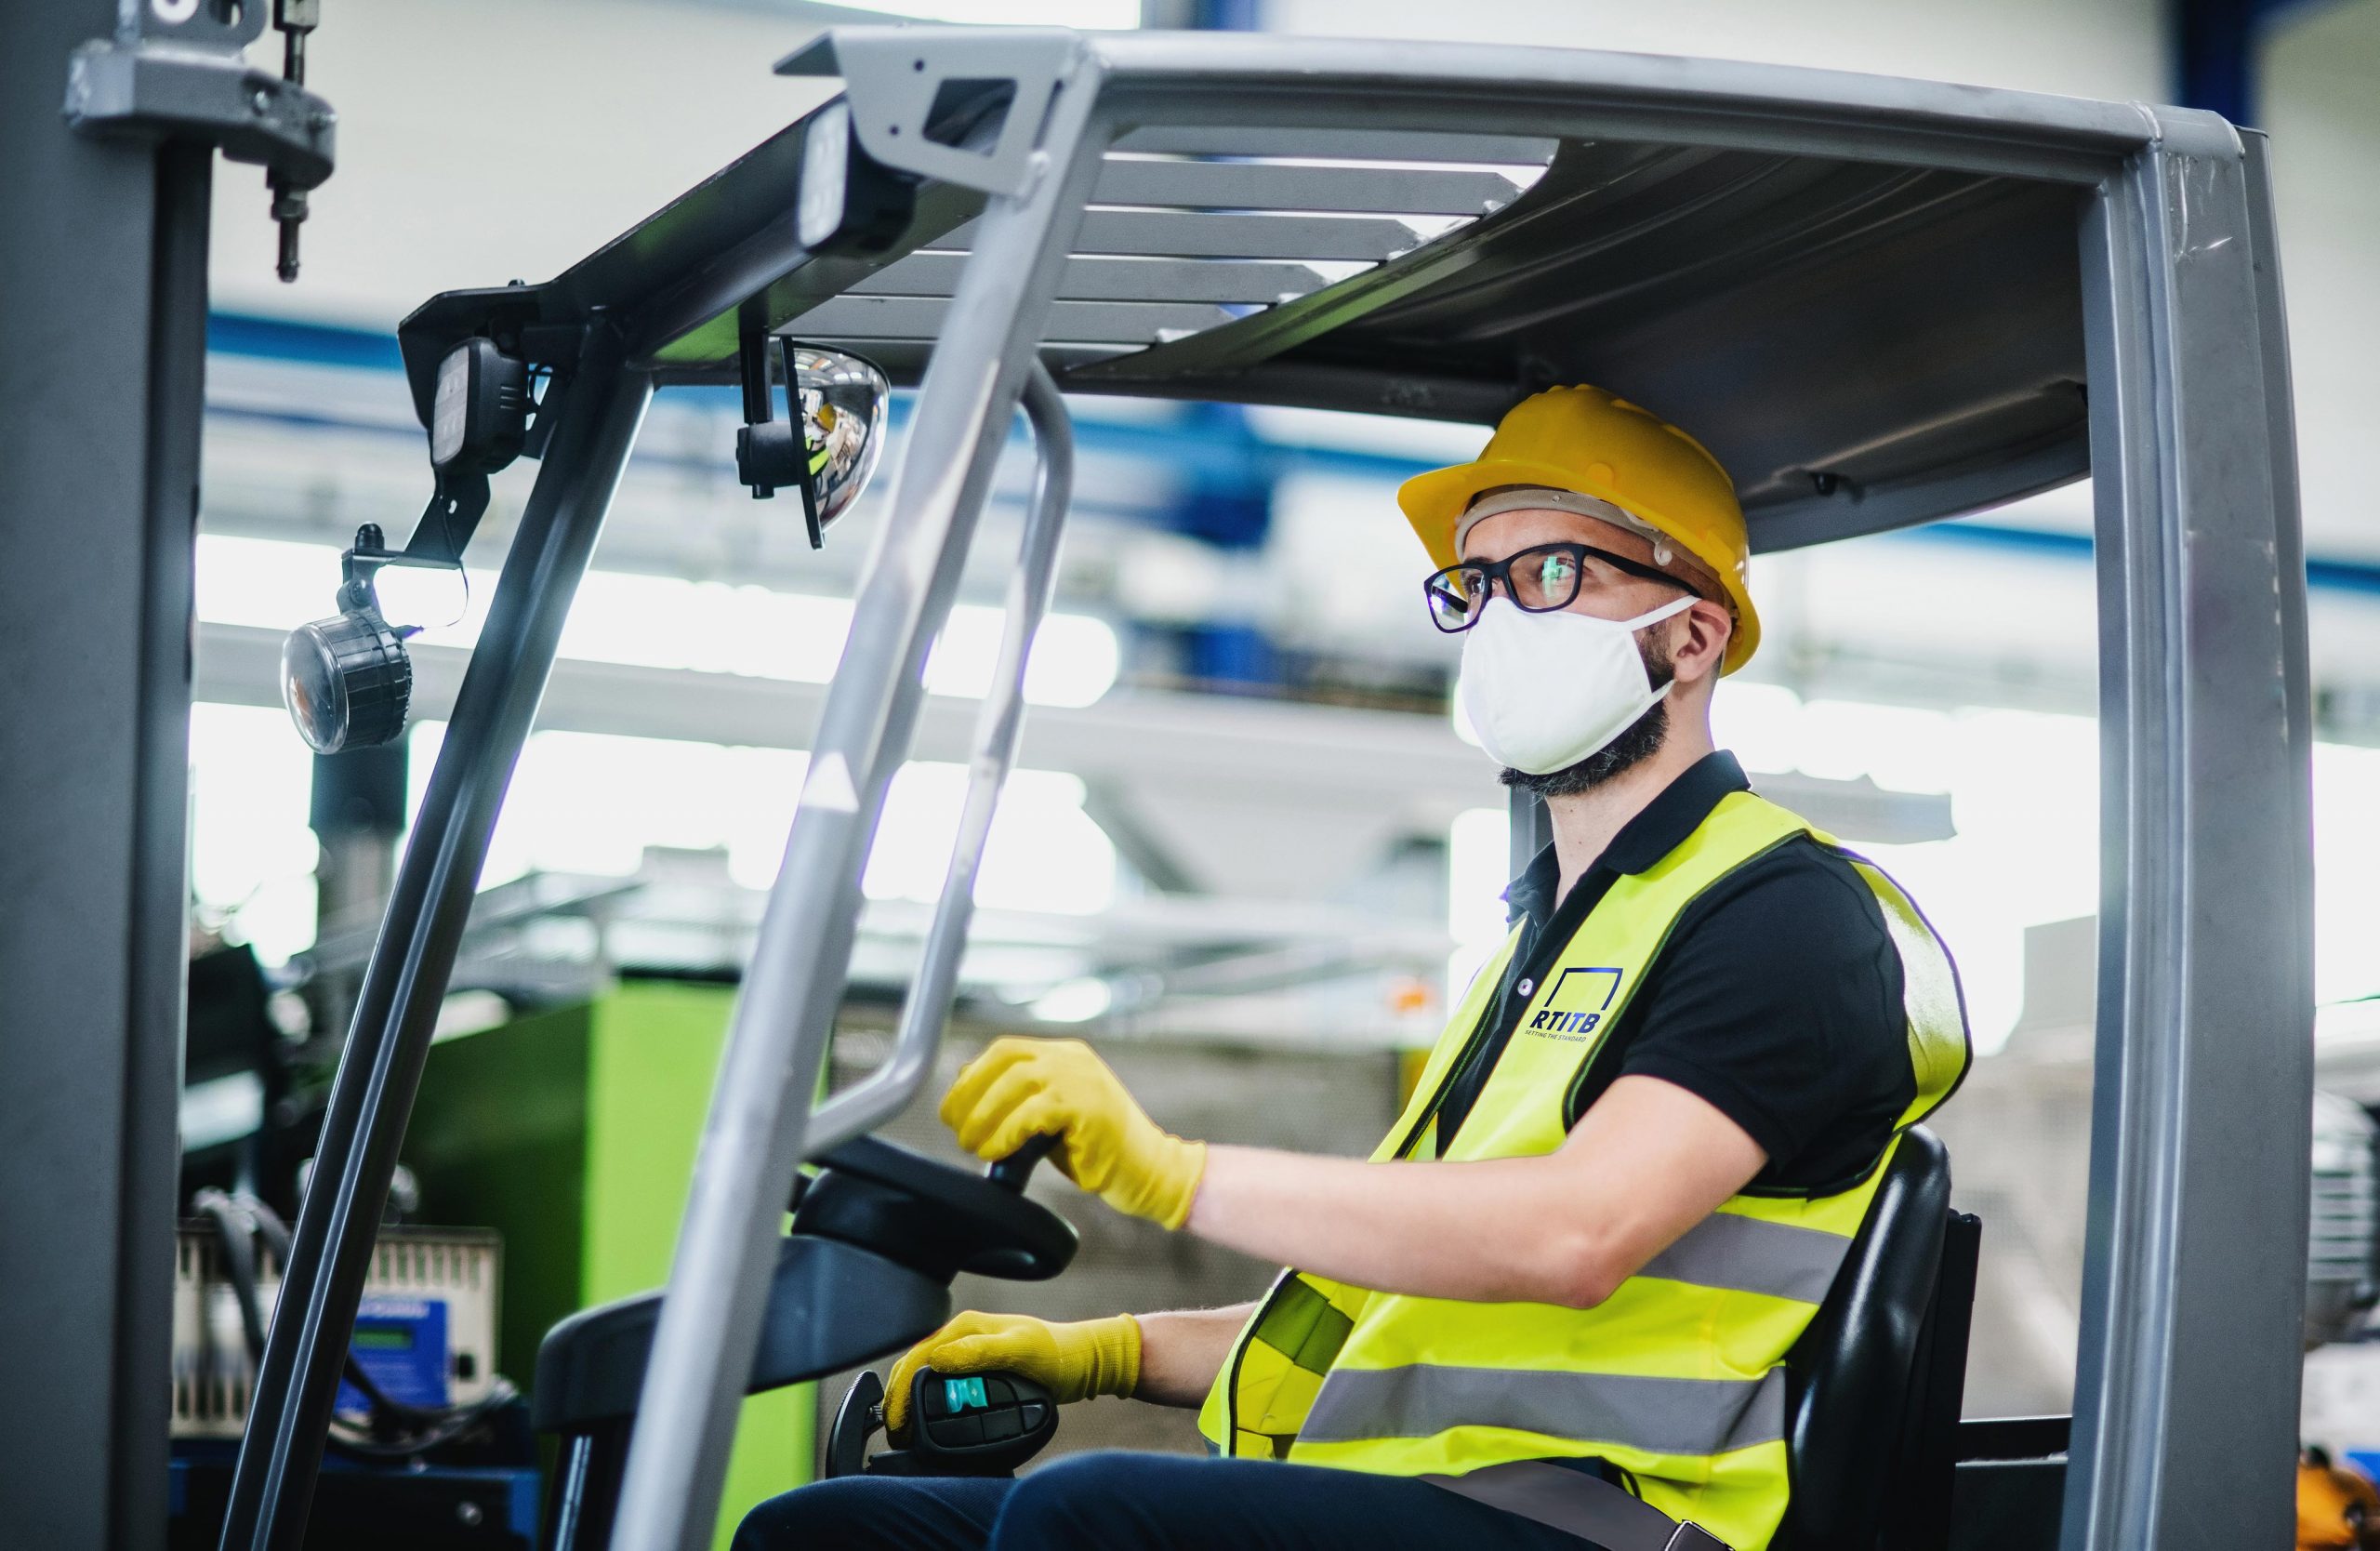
left=1620, top=594, right=1698, bottom=631
left=1624, top=593, right=1699, bottom=706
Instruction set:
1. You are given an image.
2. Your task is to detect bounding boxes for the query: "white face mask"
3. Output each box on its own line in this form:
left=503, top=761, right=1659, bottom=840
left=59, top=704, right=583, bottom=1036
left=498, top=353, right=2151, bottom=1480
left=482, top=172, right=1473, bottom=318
left=1456, top=595, right=1694, bottom=776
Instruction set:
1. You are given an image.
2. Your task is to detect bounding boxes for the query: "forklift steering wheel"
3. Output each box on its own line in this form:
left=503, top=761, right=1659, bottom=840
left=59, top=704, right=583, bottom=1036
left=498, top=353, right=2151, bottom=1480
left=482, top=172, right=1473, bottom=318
left=794, top=1134, right=1078, bottom=1283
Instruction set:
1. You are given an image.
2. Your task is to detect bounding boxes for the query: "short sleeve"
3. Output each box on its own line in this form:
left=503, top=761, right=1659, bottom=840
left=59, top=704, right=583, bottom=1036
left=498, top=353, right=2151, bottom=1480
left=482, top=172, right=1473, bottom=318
left=1608, top=842, right=1915, bottom=1193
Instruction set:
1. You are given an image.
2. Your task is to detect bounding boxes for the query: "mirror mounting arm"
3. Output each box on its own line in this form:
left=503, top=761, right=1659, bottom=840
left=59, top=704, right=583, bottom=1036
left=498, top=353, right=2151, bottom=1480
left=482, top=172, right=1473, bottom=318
left=734, top=312, right=826, bottom=547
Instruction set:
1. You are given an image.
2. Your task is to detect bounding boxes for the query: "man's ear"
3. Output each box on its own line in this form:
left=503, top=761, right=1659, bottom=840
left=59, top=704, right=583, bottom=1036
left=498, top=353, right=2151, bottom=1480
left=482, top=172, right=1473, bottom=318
left=1670, top=599, right=1734, bottom=684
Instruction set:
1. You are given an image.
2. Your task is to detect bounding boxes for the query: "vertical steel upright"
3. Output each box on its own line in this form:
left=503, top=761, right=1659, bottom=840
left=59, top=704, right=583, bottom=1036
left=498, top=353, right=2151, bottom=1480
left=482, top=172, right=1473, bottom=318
left=2068, top=113, right=2314, bottom=1551
left=218, top=341, right=654, bottom=1551
left=0, top=6, right=204, bottom=1547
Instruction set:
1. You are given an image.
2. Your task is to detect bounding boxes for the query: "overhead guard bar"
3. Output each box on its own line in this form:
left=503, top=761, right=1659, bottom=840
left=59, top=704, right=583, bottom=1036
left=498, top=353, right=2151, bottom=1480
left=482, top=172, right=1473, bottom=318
left=606, top=33, right=1112, bottom=1545
left=805, top=362, right=1077, bottom=1158
left=219, top=336, right=654, bottom=1551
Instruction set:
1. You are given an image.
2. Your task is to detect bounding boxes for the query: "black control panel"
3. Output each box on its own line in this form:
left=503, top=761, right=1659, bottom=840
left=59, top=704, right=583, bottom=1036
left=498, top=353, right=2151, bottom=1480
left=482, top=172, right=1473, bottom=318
left=825, top=1367, right=1060, bottom=1479
left=912, top=1371, right=1053, bottom=1462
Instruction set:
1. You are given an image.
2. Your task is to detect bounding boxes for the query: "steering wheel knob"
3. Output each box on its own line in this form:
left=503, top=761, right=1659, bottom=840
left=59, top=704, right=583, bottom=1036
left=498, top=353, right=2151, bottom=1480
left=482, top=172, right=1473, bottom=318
left=987, top=1133, right=1060, bottom=1194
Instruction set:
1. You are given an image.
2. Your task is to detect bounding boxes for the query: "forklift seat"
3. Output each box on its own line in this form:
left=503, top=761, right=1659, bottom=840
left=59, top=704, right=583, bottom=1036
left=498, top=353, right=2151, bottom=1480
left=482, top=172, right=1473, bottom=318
left=1774, top=1125, right=1977, bottom=1551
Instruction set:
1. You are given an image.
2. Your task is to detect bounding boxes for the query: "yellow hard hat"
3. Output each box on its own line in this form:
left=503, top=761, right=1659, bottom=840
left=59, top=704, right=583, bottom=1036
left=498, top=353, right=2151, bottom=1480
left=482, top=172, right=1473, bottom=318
left=1397, top=385, right=1760, bottom=673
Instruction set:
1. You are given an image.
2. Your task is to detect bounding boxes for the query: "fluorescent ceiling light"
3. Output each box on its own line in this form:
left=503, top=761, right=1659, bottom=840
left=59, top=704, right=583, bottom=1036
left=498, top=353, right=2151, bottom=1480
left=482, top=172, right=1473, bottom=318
left=927, top=606, right=1121, bottom=709
left=196, top=537, right=1120, bottom=709
left=1030, top=977, right=1115, bottom=1023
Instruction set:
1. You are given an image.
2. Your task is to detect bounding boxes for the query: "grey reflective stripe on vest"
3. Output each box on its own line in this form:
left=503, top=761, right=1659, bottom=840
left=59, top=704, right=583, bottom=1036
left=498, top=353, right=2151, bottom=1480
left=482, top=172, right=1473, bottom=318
left=1301, top=1364, right=1788, bottom=1458
left=1421, top=1462, right=1736, bottom=1551
left=1637, top=1211, right=1853, bottom=1305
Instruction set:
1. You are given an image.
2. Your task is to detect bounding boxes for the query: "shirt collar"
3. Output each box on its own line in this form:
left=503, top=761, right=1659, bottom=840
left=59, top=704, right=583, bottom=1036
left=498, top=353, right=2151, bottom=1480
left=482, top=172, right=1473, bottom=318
left=1501, top=751, right=1752, bottom=924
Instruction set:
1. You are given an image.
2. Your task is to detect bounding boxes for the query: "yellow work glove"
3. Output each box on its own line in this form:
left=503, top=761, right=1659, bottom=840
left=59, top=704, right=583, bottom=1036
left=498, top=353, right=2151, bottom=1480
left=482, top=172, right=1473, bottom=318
left=940, top=1036, right=1208, bottom=1229
left=882, top=1310, right=1141, bottom=1438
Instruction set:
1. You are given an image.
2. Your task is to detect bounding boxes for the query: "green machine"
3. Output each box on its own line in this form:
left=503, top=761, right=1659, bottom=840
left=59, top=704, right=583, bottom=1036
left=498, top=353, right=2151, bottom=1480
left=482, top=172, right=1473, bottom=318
left=404, top=983, right=812, bottom=1549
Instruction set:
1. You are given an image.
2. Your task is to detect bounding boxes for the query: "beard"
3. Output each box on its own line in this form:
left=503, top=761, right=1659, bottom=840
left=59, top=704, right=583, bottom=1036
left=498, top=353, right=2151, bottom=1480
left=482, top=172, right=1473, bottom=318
left=1497, top=635, right=1674, bottom=799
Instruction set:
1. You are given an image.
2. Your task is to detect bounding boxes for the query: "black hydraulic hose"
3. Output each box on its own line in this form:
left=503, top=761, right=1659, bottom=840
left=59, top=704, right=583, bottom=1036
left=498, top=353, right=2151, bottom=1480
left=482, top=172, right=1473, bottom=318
left=218, top=334, right=651, bottom=1551
left=195, top=1191, right=271, bottom=1361
left=235, top=1196, right=436, bottom=1431
left=199, top=1191, right=517, bottom=1457
left=231, top=1198, right=390, bottom=1418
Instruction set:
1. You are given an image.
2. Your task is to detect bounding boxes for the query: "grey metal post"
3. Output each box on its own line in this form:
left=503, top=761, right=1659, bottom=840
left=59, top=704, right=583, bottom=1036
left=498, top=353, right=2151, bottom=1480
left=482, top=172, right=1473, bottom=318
left=0, top=7, right=205, bottom=1546
left=604, top=39, right=1112, bottom=1550
left=806, top=365, right=1078, bottom=1156
left=2065, top=114, right=2313, bottom=1551
left=218, top=340, right=654, bottom=1551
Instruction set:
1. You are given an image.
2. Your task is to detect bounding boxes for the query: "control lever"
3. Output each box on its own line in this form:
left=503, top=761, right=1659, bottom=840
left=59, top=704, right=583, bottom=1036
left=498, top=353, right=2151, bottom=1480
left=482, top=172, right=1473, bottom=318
left=987, top=1133, right=1060, bottom=1193
left=825, top=1366, right=1059, bottom=1479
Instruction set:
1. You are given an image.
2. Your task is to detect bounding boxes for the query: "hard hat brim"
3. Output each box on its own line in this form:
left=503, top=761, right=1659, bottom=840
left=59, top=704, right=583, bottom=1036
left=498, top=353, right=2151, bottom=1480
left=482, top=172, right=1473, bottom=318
left=1397, top=455, right=1762, bottom=673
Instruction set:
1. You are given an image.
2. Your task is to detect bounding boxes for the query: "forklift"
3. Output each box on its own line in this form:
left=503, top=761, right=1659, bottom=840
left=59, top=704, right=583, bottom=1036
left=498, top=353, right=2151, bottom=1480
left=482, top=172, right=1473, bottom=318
left=35, top=18, right=2310, bottom=1551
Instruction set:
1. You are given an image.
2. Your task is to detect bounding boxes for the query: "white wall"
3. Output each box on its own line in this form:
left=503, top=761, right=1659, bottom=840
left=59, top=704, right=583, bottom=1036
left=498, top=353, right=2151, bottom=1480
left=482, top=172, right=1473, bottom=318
left=209, top=0, right=840, bottom=326
left=213, top=0, right=2178, bottom=325
left=2261, top=0, right=2380, bottom=563
left=1263, top=0, right=2170, bottom=99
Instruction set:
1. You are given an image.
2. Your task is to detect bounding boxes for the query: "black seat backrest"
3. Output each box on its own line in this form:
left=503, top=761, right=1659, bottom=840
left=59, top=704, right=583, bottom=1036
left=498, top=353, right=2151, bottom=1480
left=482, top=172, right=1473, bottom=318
left=1774, top=1126, right=1958, bottom=1551
left=530, top=1234, right=948, bottom=1435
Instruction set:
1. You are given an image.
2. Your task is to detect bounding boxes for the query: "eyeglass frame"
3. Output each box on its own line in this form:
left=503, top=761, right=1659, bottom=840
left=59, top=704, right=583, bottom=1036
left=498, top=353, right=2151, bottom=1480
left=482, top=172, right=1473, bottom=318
left=1421, top=539, right=1705, bottom=634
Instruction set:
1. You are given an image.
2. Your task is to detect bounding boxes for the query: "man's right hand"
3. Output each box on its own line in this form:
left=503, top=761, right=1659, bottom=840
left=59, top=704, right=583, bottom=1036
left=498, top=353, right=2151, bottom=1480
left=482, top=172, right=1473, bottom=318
left=882, top=1310, right=1142, bottom=1438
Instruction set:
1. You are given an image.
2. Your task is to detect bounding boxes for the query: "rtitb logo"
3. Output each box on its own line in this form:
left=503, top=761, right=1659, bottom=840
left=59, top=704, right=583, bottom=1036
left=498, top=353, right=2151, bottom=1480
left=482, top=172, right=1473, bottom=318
left=1525, top=967, right=1623, bottom=1041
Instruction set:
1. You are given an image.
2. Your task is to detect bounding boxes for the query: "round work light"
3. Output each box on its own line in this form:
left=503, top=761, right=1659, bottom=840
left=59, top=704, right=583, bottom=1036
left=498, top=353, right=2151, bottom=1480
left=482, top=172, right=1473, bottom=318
left=281, top=606, right=413, bottom=755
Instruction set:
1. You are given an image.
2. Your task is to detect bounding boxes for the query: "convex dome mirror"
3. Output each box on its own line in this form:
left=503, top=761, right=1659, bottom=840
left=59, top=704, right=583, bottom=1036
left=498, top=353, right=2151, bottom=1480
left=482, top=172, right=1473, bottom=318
left=793, top=346, right=892, bottom=533
left=735, top=341, right=892, bottom=547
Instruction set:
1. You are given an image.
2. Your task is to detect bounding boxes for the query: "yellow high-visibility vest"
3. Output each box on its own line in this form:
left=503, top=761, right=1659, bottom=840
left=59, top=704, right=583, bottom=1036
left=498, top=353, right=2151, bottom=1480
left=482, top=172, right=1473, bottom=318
left=1197, top=791, right=1970, bottom=1550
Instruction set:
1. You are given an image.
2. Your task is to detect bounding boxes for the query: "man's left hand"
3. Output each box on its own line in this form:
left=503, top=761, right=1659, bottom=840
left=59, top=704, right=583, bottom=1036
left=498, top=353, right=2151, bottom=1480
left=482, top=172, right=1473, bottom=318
left=940, top=1037, right=1207, bottom=1229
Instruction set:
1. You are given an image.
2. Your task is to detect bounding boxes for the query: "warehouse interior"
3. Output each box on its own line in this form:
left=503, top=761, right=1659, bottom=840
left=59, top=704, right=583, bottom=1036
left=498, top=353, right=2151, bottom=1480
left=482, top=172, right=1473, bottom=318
left=4, top=1, right=2376, bottom=1548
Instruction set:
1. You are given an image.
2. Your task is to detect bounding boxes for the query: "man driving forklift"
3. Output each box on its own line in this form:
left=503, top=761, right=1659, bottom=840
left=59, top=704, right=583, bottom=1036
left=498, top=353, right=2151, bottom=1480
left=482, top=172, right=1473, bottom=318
left=740, top=385, right=1970, bottom=1551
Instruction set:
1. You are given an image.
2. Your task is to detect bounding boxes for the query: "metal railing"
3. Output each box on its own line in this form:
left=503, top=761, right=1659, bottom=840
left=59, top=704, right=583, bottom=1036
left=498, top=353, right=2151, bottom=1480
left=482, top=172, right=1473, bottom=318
left=807, top=365, right=1075, bottom=1156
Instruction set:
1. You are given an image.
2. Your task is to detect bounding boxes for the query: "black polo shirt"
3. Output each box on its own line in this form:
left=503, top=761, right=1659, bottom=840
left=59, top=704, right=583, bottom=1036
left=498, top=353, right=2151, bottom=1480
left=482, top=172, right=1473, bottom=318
left=1426, top=751, right=1915, bottom=1194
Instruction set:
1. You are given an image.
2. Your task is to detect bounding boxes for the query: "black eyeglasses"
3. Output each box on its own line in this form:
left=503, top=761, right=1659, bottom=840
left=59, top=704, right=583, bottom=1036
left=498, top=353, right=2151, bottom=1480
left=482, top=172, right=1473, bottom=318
left=1422, top=541, right=1694, bottom=633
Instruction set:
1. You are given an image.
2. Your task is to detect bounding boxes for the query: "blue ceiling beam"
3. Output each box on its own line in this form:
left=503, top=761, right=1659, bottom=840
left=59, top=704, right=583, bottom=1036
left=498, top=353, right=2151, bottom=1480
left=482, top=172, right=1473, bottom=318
left=2171, top=0, right=2344, bottom=124
left=1187, top=0, right=1263, bottom=30
left=203, top=309, right=2380, bottom=596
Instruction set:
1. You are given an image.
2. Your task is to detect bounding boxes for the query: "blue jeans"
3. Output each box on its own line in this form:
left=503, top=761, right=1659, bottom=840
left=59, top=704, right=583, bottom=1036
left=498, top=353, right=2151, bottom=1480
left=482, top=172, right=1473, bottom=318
left=734, top=1451, right=1606, bottom=1550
